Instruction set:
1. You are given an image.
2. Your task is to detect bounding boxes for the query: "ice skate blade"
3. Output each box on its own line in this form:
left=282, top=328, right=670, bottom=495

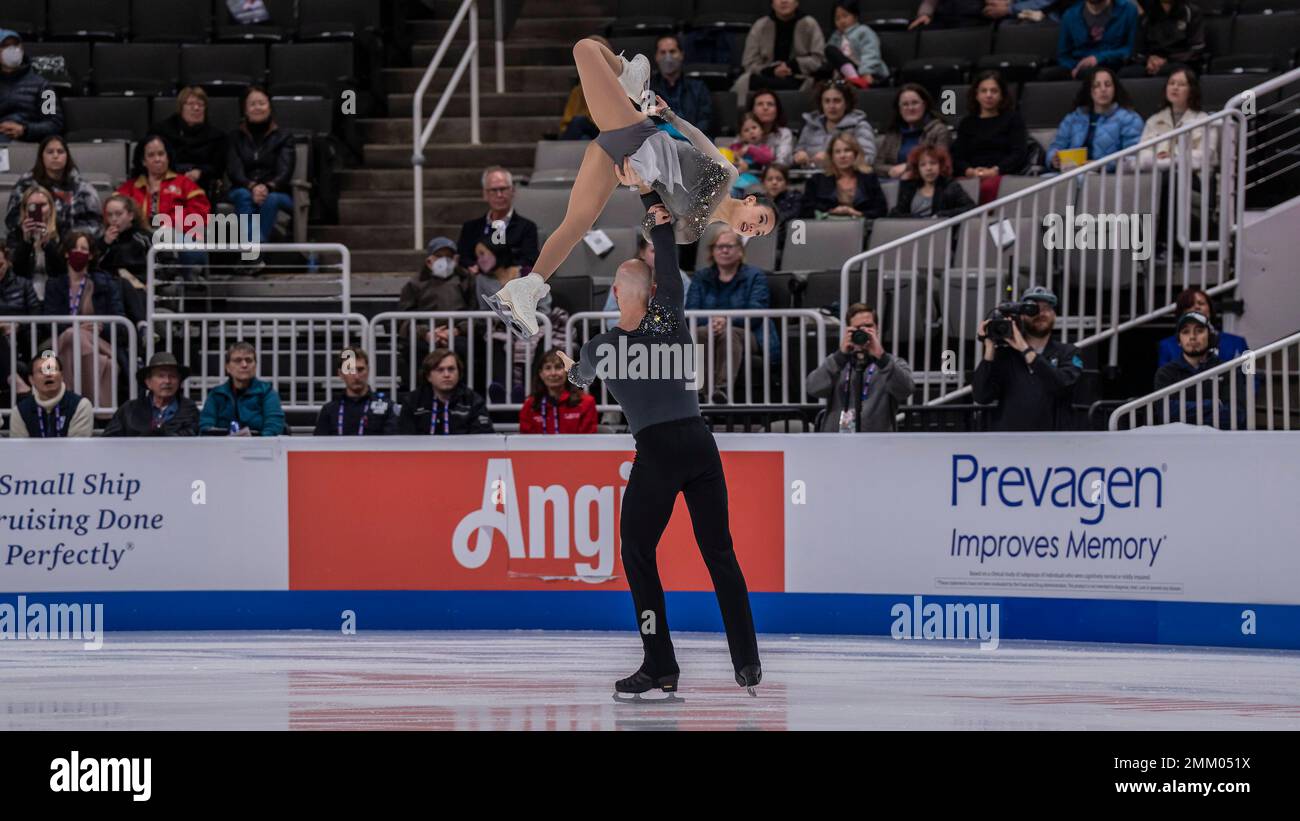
left=480, top=292, right=535, bottom=339
left=745, top=686, right=758, bottom=697
left=613, top=691, right=685, bottom=704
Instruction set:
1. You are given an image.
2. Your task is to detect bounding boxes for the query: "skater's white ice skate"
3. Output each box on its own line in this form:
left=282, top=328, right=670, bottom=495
left=618, top=52, right=651, bottom=112
left=481, top=272, right=549, bottom=339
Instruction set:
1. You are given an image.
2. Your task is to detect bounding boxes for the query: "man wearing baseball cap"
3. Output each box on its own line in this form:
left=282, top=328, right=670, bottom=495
left=972, top=285, right=1084, bottom=431
left=0, top=29, right=63, bottom=143
left=1152, top=310, right=1247, bottom=427
left=396, top=235, right=475, bottom=391
left=104, top=352, right=201, bottom=436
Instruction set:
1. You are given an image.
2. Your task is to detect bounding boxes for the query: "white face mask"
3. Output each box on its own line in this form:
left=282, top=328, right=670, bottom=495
left=1, top=46, right=23, bottom=69
left=430, top=257, right=455, bottom=279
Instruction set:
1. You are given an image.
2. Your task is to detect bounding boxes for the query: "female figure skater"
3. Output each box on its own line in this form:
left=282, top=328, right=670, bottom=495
left=560, top=188, right=762, bottom=701
left=484, top=38, right=779, bottom=338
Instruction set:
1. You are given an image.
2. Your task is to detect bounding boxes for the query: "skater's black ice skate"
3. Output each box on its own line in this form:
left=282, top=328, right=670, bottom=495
left=735, top=664, right=761, bottom=697
left=612, top=669, right=682, bottom=703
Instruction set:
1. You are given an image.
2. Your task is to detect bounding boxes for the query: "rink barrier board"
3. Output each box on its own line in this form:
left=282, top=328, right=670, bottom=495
left=2, top=591, right=1297, bottom=650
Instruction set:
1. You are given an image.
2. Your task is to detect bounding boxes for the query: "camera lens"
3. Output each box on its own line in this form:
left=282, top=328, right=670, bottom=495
left=851, top=329, right=869, bottom=346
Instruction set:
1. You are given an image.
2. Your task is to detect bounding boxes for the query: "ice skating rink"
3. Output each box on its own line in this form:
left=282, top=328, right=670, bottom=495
left=2, top=631, right=1298, bottom=731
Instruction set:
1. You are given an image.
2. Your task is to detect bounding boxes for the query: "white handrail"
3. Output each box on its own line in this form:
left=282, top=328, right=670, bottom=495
left=0, top=315, right=139, bottom=419
left=1108, top=329, right=1300, bottom=431
left=412, top=0, right=507, bottom=250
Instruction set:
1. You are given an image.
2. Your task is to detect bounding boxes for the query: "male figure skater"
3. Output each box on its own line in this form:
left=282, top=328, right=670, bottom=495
left=563, top=183, right=762, bottom=699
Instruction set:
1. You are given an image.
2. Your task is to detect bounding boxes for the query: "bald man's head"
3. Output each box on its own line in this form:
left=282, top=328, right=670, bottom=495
left=612, top=258, right=653, bottom=309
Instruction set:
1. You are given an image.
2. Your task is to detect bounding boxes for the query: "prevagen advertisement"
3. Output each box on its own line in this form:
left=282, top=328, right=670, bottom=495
left=783, top=431, right=1300, bottom=604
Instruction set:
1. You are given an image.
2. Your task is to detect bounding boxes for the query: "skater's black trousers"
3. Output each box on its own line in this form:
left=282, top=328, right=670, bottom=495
left=620, top=415, right=760, bottom=676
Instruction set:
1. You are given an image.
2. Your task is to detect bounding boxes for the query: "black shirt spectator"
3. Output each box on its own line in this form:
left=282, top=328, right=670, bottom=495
left=971, top=287, right=1083, bottom=431
left=397, top=349, right=494, bottom=435
left=105, top=352, right=201, bottom=437
left=799, top=133, right=888, bottom=219
left=456, top=166, right=540, bottom=272
left=0, top=244, right=40, bottom=394
left=10, top=186, right=67, bottom=282
left=313, top=348, right=399, bottom=436
left=953, top=72, right=1029, bottom=177
left=0, top=30, right=63, bottom=143
left=649, top=34, right=714, bottom=138
left=152, top=86, right=229, bottom=196
left=227, top=101, right=294, bottom=194
left=1123, top=0, right=1204, bottom=78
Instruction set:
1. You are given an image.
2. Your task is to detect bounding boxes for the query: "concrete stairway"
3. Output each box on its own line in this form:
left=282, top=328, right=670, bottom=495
left=308, top=0, right=616, bottom=283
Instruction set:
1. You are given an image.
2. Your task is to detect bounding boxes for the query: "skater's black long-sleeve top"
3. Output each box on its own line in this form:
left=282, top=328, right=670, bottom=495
left=572, top=190, right=701, bottom=436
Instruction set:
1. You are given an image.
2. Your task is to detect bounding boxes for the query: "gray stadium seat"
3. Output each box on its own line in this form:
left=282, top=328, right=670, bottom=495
left=3, top=3, right=45, bottom=39
left=67, top=142, right=130, bottom=182
left=514, top=187, right=572, bottom=236
left=23, top=41, right=90, bottom=96
left=781, top=219, right=865, bottom=271
left=595, top=188, right=652, bottom=231
left=47, top=0, right=128, bottom=41
left=131, top=0, right=210, bottom=42
left=92, top=43, right=180, bottom=97
left=180, top=44, right=269, bottom=92
left=880, top=178, right=900, bottom=212
left=63, top=97, right=150, bottom=142
left=269, top=43, right=355, bottom=97
left=552, top=227, right=640, bottom=280
left=214, top=0, right=296, bottom=43
left=1019, top=81, right=1081, bottom=129
left=271, top=96, right=334, bottom=138
left=297, top=0, right=383, bottom=41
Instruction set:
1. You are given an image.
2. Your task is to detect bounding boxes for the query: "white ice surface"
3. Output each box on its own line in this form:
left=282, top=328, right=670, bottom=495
left=1, top=631, right=1298, bottom=730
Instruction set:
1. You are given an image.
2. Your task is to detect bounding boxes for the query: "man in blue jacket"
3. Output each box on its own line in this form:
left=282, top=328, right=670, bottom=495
left=649, top=34, right=715, bottom=140
left=199, top=341, right=286, bottom=435
left=1041, top=0, right=1139, bottom=80
left=0, top=30, right=64, bottom=143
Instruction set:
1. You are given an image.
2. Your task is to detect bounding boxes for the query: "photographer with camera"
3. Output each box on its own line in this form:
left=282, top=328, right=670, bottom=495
left=809, top=303, right=915, bottom=432
left=971, top=286, right=1082, bottom=431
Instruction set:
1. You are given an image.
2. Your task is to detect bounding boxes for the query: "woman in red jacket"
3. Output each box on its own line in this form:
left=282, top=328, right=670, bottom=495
left=519, top=348, right=597, bottom=434
left=115, top=134, right=211, bottom=277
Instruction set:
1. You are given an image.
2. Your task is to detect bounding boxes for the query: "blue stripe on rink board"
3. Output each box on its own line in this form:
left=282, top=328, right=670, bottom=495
left=2, top=591, right=1297, bottom=650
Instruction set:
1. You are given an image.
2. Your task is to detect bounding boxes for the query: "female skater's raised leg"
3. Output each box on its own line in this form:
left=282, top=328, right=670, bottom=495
left=483, top=38, right=651, bottom=336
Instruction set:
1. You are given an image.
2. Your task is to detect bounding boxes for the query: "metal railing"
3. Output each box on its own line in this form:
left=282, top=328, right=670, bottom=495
left=367, top=310, right=553, bottom=409
left=147, top=242, right=354, bottom=316
left=0, top=315, right=138, bottom=421
left=840, top=107, right=1247, bottom=407
left=1230, top=70, right=1300, bottom=196
left=1109, top=330, right=1300, bottom=431
left=149, top=313, right=369, bottom=413
left=564, top=309, right=829, bottom=410
left=412, top=0, right=507, bottom=250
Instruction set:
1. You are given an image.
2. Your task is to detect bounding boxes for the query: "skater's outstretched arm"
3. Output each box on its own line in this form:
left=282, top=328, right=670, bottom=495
left=642, top=197, right=683, bottom=309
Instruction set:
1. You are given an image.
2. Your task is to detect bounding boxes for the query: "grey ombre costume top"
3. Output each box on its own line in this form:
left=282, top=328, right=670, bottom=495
left=594, top=110, right=739, bottom=245
left=571, top=190, right=701, bottom=436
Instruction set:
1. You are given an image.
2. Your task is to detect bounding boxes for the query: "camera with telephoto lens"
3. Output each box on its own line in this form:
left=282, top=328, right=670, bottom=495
left=849, top=327, right=877, bottom=367
left=985, top=299, right=1040, bottom=346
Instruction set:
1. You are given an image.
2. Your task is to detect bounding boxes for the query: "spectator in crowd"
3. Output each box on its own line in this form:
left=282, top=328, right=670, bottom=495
left=1138, top=66, right=1213, bottom=168
left=104, top=352, right=201, bottom=437
left=734, top=0, right=827, bottom=103
left=0, top=244, right=40, bottom=397
left=909, top=0, right=987, bottom=29
left=227, top=86, right=294, bottom=243
left=889, top=145, right=976, bottom=218
left=747, top=89, right=795, bottom=167
left=4, top=136, right=102, bottom=248
left=10, top=186, right=64, bottom=286
left=117, top=134, right=211, bottom=279
left=397, top=348, right=494, bottom=434
left=761, top=164, right=803, bottom=237
left=794, top=80, right=877, bottom=168
left=473, top=236, right=560, bottom=401
left=1153, top=310, right=1247, bottom=428
left=7, top=354, right=93, bottom=438
left=1048, top=67, right=1144, bottom=171
left=41, top=230, right=127, bottom=404
left=1045, top=0, right=1139, bottom=81
left=874, top=84, right=951, bottom=178
left=518, top=348, right=598, bottom=434
left=152, top=86, right=229, bottom=196
left=685, top=229, right=777, bottom=401
left=808, top=303, right=915, bottom=432
left=0, top=30, right=63, bottom=143
left=397, top=235, right=475, bottom=384
left=95, top=194, right=152, bottom=325
left=729, top=112, right=776, bottom=192
left=800, top=133, right=889, bottom=220
left=199, top=341, right=286, bottom=436
left=972, top=285, right=1083, bottom=431
left=650, top=34, right=714, bottom=139
left=980, top=0, right=1068, bottom=23
left=559, top=34, right=611, bottom=140
left=952, top=71, right=1029, bottom=203
left=313, top=347, right=398, bottom=436
left=117, top=134, right=213, bottom=225
left=474, top=237, right=552, bottom=318
left=825, top=0, right=888, bottom=88
left=456, top=166, right=540, bottom=273
left=1157, top=287, right=1247, bottom=368
left=1122, top=0, right=1204, bottom=78
left=602, top=232, right=689, bottom=311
